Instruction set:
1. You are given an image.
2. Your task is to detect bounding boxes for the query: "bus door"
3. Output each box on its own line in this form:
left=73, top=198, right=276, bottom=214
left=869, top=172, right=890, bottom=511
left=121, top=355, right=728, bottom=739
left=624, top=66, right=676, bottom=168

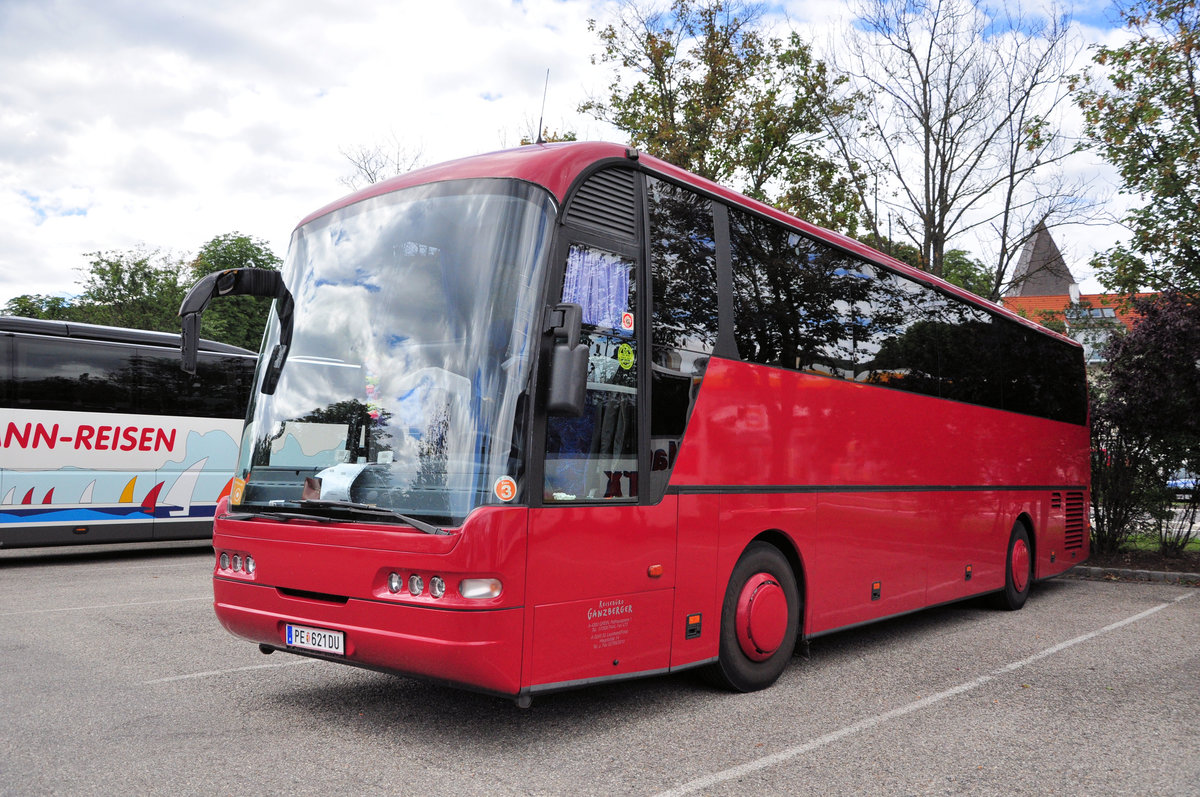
left=526, top=239, right=678, bottom=689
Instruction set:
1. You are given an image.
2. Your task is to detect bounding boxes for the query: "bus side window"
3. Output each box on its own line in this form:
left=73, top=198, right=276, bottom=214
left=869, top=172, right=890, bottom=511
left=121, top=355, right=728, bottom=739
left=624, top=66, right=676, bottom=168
left=544, top=244, right=639, bottom=502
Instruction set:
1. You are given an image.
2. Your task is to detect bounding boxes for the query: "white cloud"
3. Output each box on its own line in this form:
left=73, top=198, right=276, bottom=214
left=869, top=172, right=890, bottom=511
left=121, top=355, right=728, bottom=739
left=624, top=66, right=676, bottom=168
left=0, top=0, right=1132, bottom=306
left=0, top=0, right=625, bottom=304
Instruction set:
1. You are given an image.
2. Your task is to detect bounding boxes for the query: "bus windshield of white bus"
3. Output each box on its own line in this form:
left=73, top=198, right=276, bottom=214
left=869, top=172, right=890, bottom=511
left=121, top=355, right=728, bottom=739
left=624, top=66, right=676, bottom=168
left=234, top=180, right=556, bottom=525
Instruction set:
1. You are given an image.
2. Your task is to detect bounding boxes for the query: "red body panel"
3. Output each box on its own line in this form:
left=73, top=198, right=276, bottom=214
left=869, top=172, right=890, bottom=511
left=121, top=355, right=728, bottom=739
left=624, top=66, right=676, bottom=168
left=670, top=359, right=1090, bottom=637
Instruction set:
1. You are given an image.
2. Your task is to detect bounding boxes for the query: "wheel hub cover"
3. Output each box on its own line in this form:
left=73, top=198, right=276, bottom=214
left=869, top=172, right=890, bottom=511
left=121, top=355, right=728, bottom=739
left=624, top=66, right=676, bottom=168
left=1011, top=538, right=1030, bottom=593
left=736, top=573, right=788, bottom=661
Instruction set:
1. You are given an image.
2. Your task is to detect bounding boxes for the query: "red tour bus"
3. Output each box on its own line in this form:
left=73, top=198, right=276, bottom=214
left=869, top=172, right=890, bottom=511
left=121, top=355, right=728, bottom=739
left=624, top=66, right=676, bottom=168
left=180, top=142, right=1089, bottom=706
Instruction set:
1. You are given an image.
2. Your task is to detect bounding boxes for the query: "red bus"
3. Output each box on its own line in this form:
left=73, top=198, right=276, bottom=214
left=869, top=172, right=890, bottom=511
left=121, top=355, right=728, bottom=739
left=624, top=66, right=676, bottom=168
left=181, top=142, right=1089, bottom=705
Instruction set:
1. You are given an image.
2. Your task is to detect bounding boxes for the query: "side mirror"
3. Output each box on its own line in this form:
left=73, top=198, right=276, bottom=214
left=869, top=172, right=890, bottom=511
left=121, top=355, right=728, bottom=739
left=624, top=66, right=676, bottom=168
left=178, top=268, right=294, bottom=395
left=546, top=303, right=588, bottom=416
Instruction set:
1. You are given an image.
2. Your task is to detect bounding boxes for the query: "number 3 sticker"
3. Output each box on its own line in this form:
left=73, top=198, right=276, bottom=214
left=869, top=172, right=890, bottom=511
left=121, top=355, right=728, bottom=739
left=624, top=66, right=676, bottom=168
left=494, top=476, right=517, bottom=502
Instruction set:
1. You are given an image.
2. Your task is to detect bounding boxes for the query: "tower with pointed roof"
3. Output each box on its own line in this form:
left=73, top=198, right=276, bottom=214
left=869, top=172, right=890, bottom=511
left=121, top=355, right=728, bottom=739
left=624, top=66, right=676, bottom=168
left=1007, top=222, right=1076, bottom=296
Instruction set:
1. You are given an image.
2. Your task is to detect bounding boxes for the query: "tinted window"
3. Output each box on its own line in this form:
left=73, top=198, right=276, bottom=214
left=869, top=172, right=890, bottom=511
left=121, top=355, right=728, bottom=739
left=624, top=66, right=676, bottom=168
left=648, top=177, right=718, bottom=354
left=6, top=336, right=253, bottom=418
left=855, top=270, right=941, bottom=398
left=730, top=207, right=874, bottom=377
left=137, top=349, right=254, bottom=418
left=11, top=338, right=135, bottom=412
left=998, top=322, right=1087, bottom=424
left=933, top=301, right=1006, bottom=412
left=723, top=205, right=1085, bottom=424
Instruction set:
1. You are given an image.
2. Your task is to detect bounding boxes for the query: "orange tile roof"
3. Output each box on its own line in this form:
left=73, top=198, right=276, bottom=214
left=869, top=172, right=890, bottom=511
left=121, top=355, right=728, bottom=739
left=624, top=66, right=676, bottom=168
left=1000, top=293, right=1154, bottom=331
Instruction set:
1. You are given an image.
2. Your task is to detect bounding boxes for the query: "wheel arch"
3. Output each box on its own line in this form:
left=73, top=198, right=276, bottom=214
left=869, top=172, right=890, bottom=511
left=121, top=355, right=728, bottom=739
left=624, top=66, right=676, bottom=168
left=749, top=529, right=807, bottom=636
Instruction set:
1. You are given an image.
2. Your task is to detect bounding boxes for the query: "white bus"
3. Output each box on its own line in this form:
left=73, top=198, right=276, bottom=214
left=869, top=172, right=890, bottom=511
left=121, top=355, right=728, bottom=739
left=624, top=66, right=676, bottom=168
left=0, top=316, right=256, bottom=547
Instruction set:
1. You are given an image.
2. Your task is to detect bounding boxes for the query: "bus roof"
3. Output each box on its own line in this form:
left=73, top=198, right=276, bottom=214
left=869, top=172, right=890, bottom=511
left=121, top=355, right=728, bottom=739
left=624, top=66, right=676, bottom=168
left=0, top=315, right=255, bottom=356
left=298, top=141, right=1078, bottom=348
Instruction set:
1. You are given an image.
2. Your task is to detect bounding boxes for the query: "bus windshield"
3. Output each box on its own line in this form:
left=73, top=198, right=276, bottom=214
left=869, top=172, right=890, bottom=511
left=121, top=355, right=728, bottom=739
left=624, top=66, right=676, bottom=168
left=235, top=179, right=556, bottom=525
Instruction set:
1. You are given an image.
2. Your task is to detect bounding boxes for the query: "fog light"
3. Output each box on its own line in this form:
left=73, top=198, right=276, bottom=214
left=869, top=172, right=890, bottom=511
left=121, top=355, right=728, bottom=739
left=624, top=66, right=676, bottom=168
left=408, top=574, right=424, bottom=596
left=245, top=556, right=256, bottom=575
left=430, top=576, right=446, bottom=598
left=388, top=572, right=402, bottom=593
left=219, top=552, right=229, bottom=570
left=459, top=578, right=502, bottom=599
left=232, top=554, right=242, bottom=572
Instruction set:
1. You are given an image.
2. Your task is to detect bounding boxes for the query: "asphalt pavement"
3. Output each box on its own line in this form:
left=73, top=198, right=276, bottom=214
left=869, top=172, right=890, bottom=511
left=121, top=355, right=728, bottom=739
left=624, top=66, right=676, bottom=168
left=1, top=543, right=1197, bottom=796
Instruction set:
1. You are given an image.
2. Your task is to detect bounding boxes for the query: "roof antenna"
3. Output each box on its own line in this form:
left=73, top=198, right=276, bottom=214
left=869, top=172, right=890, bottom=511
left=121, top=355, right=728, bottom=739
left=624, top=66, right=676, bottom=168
left=535, top=69, right=549, bottom=145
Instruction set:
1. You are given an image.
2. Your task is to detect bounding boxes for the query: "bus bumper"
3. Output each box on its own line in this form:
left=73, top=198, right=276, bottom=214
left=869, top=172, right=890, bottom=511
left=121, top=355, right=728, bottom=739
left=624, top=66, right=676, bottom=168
left=213, top=578, right=525, bottom=696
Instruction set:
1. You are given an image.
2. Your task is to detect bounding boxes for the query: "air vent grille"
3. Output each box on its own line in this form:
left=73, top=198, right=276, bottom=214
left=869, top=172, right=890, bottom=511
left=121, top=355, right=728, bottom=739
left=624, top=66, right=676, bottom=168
left=1064, top=491, right=1086, bottom=550
left=563, top=168, right=637, bottom=240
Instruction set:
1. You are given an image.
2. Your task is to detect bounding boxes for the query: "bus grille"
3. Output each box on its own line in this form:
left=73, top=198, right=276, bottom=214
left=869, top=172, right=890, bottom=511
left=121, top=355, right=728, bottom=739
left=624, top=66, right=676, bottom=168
left=1064, top=491, right=1086, bottom=550
left=564, top=168, right=638, bottom=241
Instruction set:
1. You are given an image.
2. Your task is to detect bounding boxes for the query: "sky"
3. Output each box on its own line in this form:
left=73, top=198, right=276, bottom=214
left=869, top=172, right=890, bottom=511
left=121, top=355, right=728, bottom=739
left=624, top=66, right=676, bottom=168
left=0, top=0, right=1132, bottom=307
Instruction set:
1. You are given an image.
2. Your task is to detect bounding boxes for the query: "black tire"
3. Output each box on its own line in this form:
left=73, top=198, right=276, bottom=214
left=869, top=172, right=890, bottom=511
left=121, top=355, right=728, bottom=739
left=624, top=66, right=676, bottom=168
left=705, top=541, right=800, bottom=692
left=992, top=522, right=1033, bottom=611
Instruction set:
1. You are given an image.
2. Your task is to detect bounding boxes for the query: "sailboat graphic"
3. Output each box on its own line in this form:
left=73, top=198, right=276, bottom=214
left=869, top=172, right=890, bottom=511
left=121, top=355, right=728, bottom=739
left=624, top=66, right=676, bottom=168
left=161, top=458, right=208, bottom=517
left=0, top=467, right=201, bottom=523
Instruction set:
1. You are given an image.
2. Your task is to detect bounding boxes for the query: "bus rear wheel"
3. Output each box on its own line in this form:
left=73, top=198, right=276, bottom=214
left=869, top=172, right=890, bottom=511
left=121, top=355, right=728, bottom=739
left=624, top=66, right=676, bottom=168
left=992, top=522, right=1032, bottom=611
left=706, top=542, right=800, bottom=692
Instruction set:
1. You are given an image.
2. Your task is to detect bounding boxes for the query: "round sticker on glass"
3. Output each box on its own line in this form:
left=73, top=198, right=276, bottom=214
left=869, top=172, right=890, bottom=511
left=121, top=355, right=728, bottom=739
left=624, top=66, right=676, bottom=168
left=620, top=312, right=635, bottom=332
left=617, top=343, right=635, bottom=370
left=494, top=476, right=517, bottom=502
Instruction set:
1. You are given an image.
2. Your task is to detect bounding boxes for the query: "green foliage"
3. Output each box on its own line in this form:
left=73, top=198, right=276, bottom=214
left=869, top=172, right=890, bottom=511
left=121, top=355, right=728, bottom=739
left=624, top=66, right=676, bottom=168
left=8, top=248, right=193, bottom=332
left=2, top=232, right=280, bottom=351
left=187, top=232, right=282, bottom=351
left=1090, top=394, right=1149, bottom=554
left=581, top=0, right=863, bottom=233
left=874, top=239, right=923, bottom=270
left=1074, top=0, right=1200, bottom=294
left=1097, top=291, right=1200, bottom=554
left=74, top=248, right=189, bottom=331
left=940, top=250, right=992, bottom=297
left=2, top=294, right=76, bottom=320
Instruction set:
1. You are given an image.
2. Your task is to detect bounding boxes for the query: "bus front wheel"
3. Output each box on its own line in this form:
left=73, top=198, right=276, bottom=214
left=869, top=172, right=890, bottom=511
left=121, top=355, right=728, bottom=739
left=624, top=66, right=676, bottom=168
left=706, top=542, right=800, bottom=692
left=992, top=522, right=1032, bottom=611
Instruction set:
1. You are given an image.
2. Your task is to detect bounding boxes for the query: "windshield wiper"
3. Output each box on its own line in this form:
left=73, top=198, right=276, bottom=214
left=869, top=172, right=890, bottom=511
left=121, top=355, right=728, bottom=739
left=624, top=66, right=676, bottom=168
left=223, top=510, right=334, bottom=524
left=294, top=500, right=448, bottom=535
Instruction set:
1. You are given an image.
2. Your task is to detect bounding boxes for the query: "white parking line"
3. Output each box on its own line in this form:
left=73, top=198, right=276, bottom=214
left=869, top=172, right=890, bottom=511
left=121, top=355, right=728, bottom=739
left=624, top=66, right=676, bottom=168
left=145, top=658, right=318, bottom=684
left=655, top=592, right=1196, bottom=797
left=0, top=596, right=209, bottom=617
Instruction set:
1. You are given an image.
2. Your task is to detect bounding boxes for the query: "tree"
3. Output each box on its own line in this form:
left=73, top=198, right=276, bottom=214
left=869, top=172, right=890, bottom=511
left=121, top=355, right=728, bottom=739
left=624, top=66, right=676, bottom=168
left=1090, top=390, right=1152, bottom=554
left=830, top=0, right=1090, bottom=292
left=941, top=249, right=993, bottom=297
left=1099, top=291, right=1200, bottom=554
left=3, top=249, right=186, bottom=330
left=187, top=232, right=282, bottom=352
left=3, top=233, right=280, bottom=350
left=2, top=294, right=75, bottom=320
left=72, top=248, right=189, bottom=331
left=1074, top=0, right=1200, bottom=295
left=581, top=0, right=863, bottom=233
left=519, top=127, right=578, bottom=146
left=339, top=131, right=425, bottom=191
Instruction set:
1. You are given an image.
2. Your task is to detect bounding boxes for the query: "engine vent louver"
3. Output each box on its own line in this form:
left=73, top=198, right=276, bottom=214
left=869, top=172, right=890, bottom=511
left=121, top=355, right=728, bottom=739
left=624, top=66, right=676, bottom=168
left=563, top=168, right=637, bottom=241
left=1064, top=491, right=1086, bottom=550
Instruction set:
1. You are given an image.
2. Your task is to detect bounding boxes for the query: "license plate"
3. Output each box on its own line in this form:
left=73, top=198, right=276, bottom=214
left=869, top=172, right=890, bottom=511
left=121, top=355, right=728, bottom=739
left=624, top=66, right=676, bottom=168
left=285, top=623, right=345, bottom=655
